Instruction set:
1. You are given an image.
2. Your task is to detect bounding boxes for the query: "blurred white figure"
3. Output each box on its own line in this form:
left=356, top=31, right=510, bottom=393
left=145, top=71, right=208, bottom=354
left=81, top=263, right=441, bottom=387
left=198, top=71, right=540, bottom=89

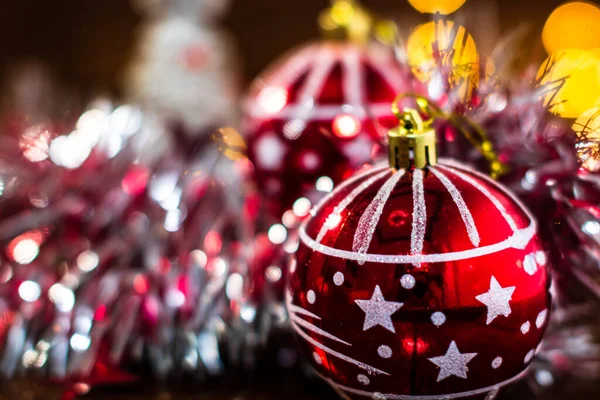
left=127, top=0, right=238, bottom=136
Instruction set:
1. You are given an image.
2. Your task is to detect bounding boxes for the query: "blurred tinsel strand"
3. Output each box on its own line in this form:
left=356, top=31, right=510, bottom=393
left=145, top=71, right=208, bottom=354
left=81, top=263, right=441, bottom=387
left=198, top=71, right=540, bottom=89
left=0, top=62, right=293, bottom=400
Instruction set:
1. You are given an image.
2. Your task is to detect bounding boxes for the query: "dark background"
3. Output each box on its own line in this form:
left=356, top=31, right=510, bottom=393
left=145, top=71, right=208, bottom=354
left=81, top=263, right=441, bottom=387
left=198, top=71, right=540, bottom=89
left=0, top=0, right=572, bottom=98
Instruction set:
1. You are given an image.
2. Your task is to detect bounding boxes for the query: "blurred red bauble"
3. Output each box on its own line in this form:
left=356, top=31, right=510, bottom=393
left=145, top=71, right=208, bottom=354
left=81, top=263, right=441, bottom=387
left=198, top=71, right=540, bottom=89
left=286, top=157, right=551, bottom=399
left=243, top=41, right=419, bottom=218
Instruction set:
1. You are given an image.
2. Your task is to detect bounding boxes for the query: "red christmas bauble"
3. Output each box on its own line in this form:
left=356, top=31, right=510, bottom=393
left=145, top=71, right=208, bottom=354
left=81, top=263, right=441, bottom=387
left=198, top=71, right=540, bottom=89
left=287, top=159, right=551, bottom=399
left=243, top=41, right=419, bottom=218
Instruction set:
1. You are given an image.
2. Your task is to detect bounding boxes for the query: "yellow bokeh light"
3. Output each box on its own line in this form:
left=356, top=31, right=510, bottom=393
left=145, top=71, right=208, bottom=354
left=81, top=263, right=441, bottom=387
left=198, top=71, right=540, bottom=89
left=542, top=2, right=600, bottom=55
left=318, top=0, right=371, bottom=43
left=537, top=49, right=600, bottom=119
left=407, top=20, right=478, bottom=100
left=408, top=0, right=467, bottom=15
left=330, top=0, right=355, bottom=25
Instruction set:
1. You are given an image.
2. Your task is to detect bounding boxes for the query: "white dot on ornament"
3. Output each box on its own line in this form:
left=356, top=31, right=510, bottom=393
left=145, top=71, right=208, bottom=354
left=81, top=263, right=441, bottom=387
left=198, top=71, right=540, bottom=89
left=357, top=374, right=370, bottom=385
left=372, top=393, right=386, bottom=400
left=293, top=197, right=312, bottom=217
left=19, top=280, right=41, bottom=302
left=536, top=251, right=547, bottom=266
left=523, top=254, right=537, bottom=276
left=313, top=352, right=323, bottom=365
left=492, top=356, right=503, bottom=369
left=265, top=265, right=282, bottom=283
left=333, top=272, right=345, bottom=286
left=255, top=134, right=286, bottom=171
left=536, top=309, right=548, bottom=329
left=268, top=224, right=287, bottom=244
left=521, top=321, right=531, bottom=334
left=582, top=220, right=600, bottom=235
left=524, top=349, right=535, bottom=364
left=300, top=151, right=322, bottom=172
left=431, top=312, right=446, bottom=327
left=333, top=114, right=361, bottom=139
left=307, top=290, right=316, bottom=304
left=377, top=345, right=392, bottom=358
left=400, top=274, right=416, bottom=289
left=316, top=176, right=334, bottom=193
left=283, top=120, right=305, bottom=140
left=258, top=86, right=288, bottom=115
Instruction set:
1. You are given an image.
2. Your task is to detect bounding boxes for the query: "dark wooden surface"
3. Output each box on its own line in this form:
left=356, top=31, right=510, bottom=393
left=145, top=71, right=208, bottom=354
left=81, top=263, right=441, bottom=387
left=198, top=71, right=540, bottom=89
left=1, top=375, right=599, bottom=400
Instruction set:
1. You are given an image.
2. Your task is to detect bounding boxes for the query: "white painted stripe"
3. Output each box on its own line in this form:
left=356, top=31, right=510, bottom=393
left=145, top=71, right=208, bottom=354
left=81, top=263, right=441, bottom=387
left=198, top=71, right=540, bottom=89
left=317, top=170, right=390, bottom=243
left=436, top=164, right=519, bottom=232
left=310, top=165, right=389, bottom=217
left=430, top=167, right=481, bottom=247
left=245, top=103, right=395, bottom=120
left=287, top=304, right=321, bottom=320
left=410, top=169, right=427, bottom=262
left=317, top=367, right=530, bottom=399
left=290, top=319, right=390, bottom=376
left=343, top=47, right=364, bottom=107
left=299, top=222, right=535, bottom=264
left=265, top=46, right=314, bottom=88
left=299, top=160, right=536, bottom=264
left=293, top=48, right=337, bottom=121
left=438, top=159, right=536, bottom=231
left=353, top=170, right=406, bottom=263
left=291, top=314, right=351, bottom=346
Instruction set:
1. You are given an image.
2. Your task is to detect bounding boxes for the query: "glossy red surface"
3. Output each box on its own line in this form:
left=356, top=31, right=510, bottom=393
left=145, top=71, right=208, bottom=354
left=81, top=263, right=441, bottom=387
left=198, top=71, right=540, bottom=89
left=287, top=161, right=551, bottom=399
left=243, top=41, right=421, bottom=219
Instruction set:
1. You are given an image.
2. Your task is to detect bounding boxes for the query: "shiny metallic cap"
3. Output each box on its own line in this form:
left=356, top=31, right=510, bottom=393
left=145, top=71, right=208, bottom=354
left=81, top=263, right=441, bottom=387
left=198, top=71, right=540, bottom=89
left=388, top=108, right=437, bottom=170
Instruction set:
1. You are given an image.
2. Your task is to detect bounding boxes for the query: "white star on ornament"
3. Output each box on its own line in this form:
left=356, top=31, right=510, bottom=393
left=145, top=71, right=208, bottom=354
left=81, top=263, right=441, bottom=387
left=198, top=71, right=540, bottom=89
left=475, top=276, right=516, bottom=325
left=355, top=285, right=403, bottom=333
left=428, top=341, right=477, bottom=382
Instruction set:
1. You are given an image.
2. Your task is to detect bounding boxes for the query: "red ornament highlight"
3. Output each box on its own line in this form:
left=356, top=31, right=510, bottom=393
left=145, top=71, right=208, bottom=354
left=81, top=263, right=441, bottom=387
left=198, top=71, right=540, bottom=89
left=287, top=160, right=551, bottom=399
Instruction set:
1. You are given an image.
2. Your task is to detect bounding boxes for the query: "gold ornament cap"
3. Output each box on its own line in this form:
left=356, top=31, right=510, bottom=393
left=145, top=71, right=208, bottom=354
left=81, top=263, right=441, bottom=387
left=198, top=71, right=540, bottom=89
left=388, top=108, right=437, bottom=170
